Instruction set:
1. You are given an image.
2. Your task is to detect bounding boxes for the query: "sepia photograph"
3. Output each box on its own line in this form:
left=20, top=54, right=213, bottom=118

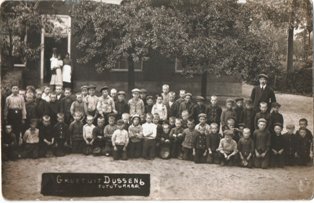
left=0, top=0, right=313, bottom=200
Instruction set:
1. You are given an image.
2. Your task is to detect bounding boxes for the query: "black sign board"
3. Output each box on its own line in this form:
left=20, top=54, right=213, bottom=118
left=41, top=173, right=150, bottom=197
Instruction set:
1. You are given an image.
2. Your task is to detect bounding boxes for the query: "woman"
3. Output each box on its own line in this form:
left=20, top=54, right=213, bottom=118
left=50, top=48, right=63, bottom=89
left=62, top=53, right=72, bottom=88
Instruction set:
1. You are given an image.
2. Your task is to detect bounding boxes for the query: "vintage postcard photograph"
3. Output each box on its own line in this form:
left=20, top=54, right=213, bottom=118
left=0, top=0, right=313, bottom=200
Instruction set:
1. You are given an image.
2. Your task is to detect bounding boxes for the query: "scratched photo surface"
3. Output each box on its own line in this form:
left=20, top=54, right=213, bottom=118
left=1, top=0, right=314, bottom=201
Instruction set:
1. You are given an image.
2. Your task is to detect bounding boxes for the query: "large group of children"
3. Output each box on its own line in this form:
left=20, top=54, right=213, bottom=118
left=2, top=82, right=313, bottom=169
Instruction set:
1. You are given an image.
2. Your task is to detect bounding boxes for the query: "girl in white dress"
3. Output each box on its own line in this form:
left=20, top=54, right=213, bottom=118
left=62, top=53, right=72, bottom=88
left=50, top=48, right=63, bottom=88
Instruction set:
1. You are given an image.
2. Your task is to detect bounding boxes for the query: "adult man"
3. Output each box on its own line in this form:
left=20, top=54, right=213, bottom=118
left=250, top=73, right=276, bottom=112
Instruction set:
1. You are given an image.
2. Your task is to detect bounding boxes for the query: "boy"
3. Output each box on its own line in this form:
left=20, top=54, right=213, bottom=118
left=152, top=114, right=163, bottom=155
left=254, top=102, right=271, bottom=130
left=181, top=110, right=189, bottom=128
left=80, top=85, right=88, bottom=103
left=34, top=89, right=49, bottom=121
left=192, top=122, right=208, bottom=164
left=140, top=113, right=146, bottom=125
left=2, top=125, right=18, bottom=161
left=297, top=118, right=313, bottom=141
left=128, top=114, right=143, bottom=158
left=207, top=123, right=222, bottom=164
left=269, top=102, right=284, bottom=132
left=25, top=93, right=37, bottom=134
left=283, top=124, right=297, bottom=165
left=122, top=113, right=131, bottom=130
left=110, top=88, right=118, bottom=102
left=60, top=88, right=74, bottom=125
left=140, top=89, right=148, bottom=105
left=47, top=92, right=60, bottom=126
left=42, top=86, right=51, bottom=103
left=195, top=113, right=211, bottom=136
left=97, top=86, right=117, bottom=122
left=169, top=118, right=184, bottom=158
left=39, top=115, right=54, bottom=157
left=161, top=84, right=170, bottom=104
left=271, top=123, right=285, bottom=167
left=83, top=115, right=96, bottom=155
left=26, top=85, right=35, bottom=96
left=173, top=89, right=186, bottom=118
left=159, top=123, right=172, bottom=159
left=166, top=91, right=177, bottom=118
left=112, top=119, right=129, bottom=160
left=55, top=85, right=64, bottom=101
left=206, top=95, right=222, bottom=131
left=115, top=91, right=129, bottom=119
left=253, top=118, right=271, bottom=169
left=53, top=113, right=70, bottom=157
left=69, top=112, right=84, bottom=154
left=243, top=99, right=255, bottom=133
left=220, top=98, right=237, bottom=131
left=70, top=93, right=85, bottom=120
left=225, top=117, right=239, bottom=142
left=217, top=130, right=238, bottom=166
left=129, top=88, right=145, bottom=117
left=145, top=96, right=154, bottom=114
left=194, top=96, right=206, bottom=123
left=103, top=114, right=117, bottom=156
left=19, top=89, right=26, bottom=101
left=151, top=95, right=168, bottom=121
left=142, top=113, right=157, bottom=159
left=169, top=116, right=176, bottom=130
left=181, top=119, right=199, bottom=161
left=22, top=119, right=39, bottom=159
left=237, top=128, right=254, bottom=168
left=4, top=85, right=27, bottom=142
left=92, top=117, right=106, bottom=156
left=84, top=85, right=98, bottom=120
left=234, top=97, right=244, bottom=125
left=178, top=93, right=195, bottom=120
left=296, top=127, right=313, bottom=166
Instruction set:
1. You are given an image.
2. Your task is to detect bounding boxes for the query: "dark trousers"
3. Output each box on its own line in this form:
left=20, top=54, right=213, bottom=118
left=142, top=139, right=156, bottom=159
left=239, top=154, right=253, bottom=168
left=159, top=143, right=171, bottom=159
left=271, top=152, right=285, bottom=167
left=218, top=152, right=238, bottom=166
left=182, top=147, right=193, bottom=161
left=83, top=139, right=93, bottom=155
left=254, top=151, right=270, bottom=169
left=54, top=138, right=69, bottom=157
left=296, top=154, right=312, bottom=166
left=63, top=82, right=72, bottom=89
left=104, top=139, right=113, bottom=156
left=285, top=153, right=297, bottom=166
left=128, top=141, right=142, bottom=158
left=92, top=138, right=106, bottom=156
left=194, top=148, right=207, bottom=163
left=113, top=145, right=127, bottom=160
left=2, top=146, right=18, bottom=161
left=171, top=140, right=182, bottom=158
left=7, top=109, right=23, bottom=141
left=207, top=151, right=220, bottom=164
left=22, top=143, right=39, bottom=159
left=72, top=140, right=84, bottom=154
left=39, top=142, right=54, bottom=157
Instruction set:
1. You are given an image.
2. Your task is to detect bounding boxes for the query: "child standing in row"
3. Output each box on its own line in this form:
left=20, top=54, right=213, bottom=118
left=128, top=114, right=143, bottom=158
left=142, top=113, right=157, bottom=160
left=112, top=120, right=129, bottom=160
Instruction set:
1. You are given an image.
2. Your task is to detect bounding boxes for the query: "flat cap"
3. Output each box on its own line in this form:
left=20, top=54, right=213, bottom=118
left=80, top=85, right=88, bottom=90
left=257, top=118, right=267, bottom=124
left=226, top=98, right=234, bottom=104
left=131, top=114, right=141, bottom=121
left=117, top=119, right=124, bottom=125
left=87, top=84, right=96, bottom=89
left=286, top=124, right=295, bottom=129
left=132, top=88, right=141, bottom=93
left=57, top=113, right=64, bottom=118
left=185, top=92, right=192, bottom=97
left=42, top=115, right=51, bottom=122
left=117, top=91, right=126, bottom=96
left=258, top=73, right=269, bottom=79
left=198, top=113, right=207, bottom=118
left=235, top=97, right=244, bottom=102
left=100, top=86, right=109, bottom=92
left=271, top=102, right=281, bottom=108
left=273, top=123, right=283, bottom=128
left=238, top=123, right=245, bottom=127
left=196, top=96, right=205, bottom=101
left=140, top=89, right=147, bottom=93
left=223, top=130, right=234, bottom=136
left=146, top=95, right=154, bottom=100
left=245, top=99, right=253, bottom=104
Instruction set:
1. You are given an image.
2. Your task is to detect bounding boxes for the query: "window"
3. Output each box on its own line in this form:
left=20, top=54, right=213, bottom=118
left=112, top=56, right=143, bottom=72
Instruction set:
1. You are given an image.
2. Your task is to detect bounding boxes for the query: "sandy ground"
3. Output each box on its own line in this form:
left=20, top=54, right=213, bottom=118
left=2, top=84, right=314, bottom=200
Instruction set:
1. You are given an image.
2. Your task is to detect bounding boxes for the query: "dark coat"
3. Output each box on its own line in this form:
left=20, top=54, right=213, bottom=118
left=250, top=85, right=276, bottom=112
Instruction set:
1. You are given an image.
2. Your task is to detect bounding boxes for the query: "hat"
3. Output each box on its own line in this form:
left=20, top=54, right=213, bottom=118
left=198, top=113, right=207, bottom=118
left=235, top=97, right=244, bottom=102
left=117, top=91, right=126, bottom=96
left=80, top=85, right=88, bottom=90
left=88, top=84, right=96, bottom=90
left=223, top=130, right=234, bottom=136
left=108, top=113, right=116, bottom=119
left=42, top=115, right=51, bottom=122
left=132, top=88, right=140, bottom=93
left=140, top=89, right=147, bottom=93
left=257, top=118, right=267, bottom=124
left=117, top=119, right=124, bottom=125
left=258, top=73, right=269, bottom=80
left=286, top=124, right=295, bottom=129
left=196, top=96, right=205, bottom=101
left=131, top=114, right=141, bottom=121
left=238, top=123, right=245, bottom=127
left=274, top=122, right=283, bottom=128
left=271, top=102, right=281, bottom=108
left=226, top=98, right=234, bottom=104
left=245, top=99, right=253, bottom=104
left=100, top=86, right=109, bottom=92
left=146, top=95, right=153, bottom=100
left=185, top=93, right=192, bottom=97
left=57, top=113, right=64, bottom=119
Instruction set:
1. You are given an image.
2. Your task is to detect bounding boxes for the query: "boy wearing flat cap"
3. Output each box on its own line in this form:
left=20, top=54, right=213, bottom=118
left=194, top=96, right=206, bottom=123
left=178, top=93, right=196, bottom=120
left=234, top=97, right=244, bottom=125
left=217, top=130, right=238, bottom=166
left=221, top=98, right=237, bottom=132
left=269, top=102, right=284, bottom=133
left=195, top=113, right=211, bottom=136
left=115, top=91, right=129, bottom=119
left=97, top=86, right=117, bottom=124
left=129, top=88, right=145, bottom=117
left=254, top=102, right=271, bottom=130
left=271, top=123, right=285, bottom=167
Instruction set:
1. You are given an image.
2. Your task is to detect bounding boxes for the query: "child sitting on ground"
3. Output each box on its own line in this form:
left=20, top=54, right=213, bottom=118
left=22, top=119, right=40, bottom=159
left=217, top=130, right=238, bottom=166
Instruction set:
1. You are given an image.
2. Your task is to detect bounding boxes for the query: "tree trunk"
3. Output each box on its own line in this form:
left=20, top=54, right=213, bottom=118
left=287, top=27, right=294, bottom=74
left=201, top=70, right=207, bottom=98
left=128, top=55, right=135, bottom=95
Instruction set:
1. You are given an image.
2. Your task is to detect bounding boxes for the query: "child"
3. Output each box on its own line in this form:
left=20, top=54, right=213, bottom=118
left=159, top=123, right=172, bottom=159
left=60, top=88, right=74, bottom=125
left=271, top=123, right=285, bottom=167
left=181, top=110, right=189, bottom=128
left=39, top=115, right=54, bottom=157
left=53, top=113, right=70, bottom=157
left=92, top=117, right=106, bottom=156
left=237, top=128, right=254, bottom=168
left=297, top=118, right=313, bottom=141
left=47, top=92, right=60, bottom=126
left=4, top=85, right=27, bottom=142
left=110, top=88, right=118, bottom=102
left=69, top=112, right=84, bottom=154
left=84, top=85, right=98, bottom=120
left=25, top=93, right=36, bottom=134
left=225, top=117, right=239, bottom=142
left=234, top=97, right=244, bottom=125
left=49, top=49, right=63, bottom=88
left=195, top=113, right=211, bottom=136
left=22, top=119, right=39, bottom=159
left=243, top=99, right=255, bottom=133
left=2, top=125, right=18, bottom=161
left=169, top=118, right=184, bottom=158
left=217, top=130, right=238, bottom=166
left=97, top=86, right=117, bottom=122
left=26, top=85, right=36, bottom=96
left=140, top=89, right=148, bottom=105
left=140, top=113, right=146, bottom=125
left=254, top=102, right=271, bottom=130
left=112, top=119, right=129, bottom=160
left=166, top=91, right=176, bottom=118
left=152, top=114, right=163, bottom=155
left=207, top=123, right=222, bottom=164
left=70, top=93, right=85, bottom=120
left=192, top=122, right=208, bottom=164
left=128, top=88, right=145, bottom=117
left=253, top=118, right=271, bottom=169
left=152, top=95, right=168, bottom=121
left=269, top=102, right=284, bottom=132
left=161, top=84, right=170, bottom=104
left=62, top=53, right=72, bottom=88
left=55, top=85, right=64, bottom=101
left=103, top=114, right=117, bottom=156
left=283, top=124, right=297, bottom=166
left=194, top=96, right=207, bottom=122
left=128, top=114, right=143, bottom=158
left=178, top=93, right=195, bottom=120
left=220, top=98, right=237, bottom=131
left=145, top=96, right=154, bottom=114
left=206, top=95, right=222, bottom=131
left=181, top=119, right=199, bottom=161
left=173, top=89, right=186, bottom=118
left=115, top=91, right=129, bottom=119
left=41, top=86, right=51, bottom=103
left=81, top=85, right=89, bottom=103
left=295, top=127, right=313, bottom=166
left=34, top=89, right=49, bottom=121
left=19, top=89, right=26, bottom=101
left=142, top=113, right=157, bottom=160
left=83, top=115, right=96, bottom=155
left=122, top=113, right=131, bottom=130
left=169, top=116, right=176, bottom=130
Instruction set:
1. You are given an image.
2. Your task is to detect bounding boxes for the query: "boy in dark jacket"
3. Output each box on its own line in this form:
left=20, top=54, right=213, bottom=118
left=53, top=113, right=70, bottom=157
left=283, top=124, right=298, bottom=166
left=207, top=123, right=222, bottom=164
left=269, top=102, right=284, bottom=133
left=115, top=91, right=129, bottom=119
left=271, top=123, right=285, bottom=167
left=39, top=115, right=54, bottom=157
left=69, top=112, right=84, bottom=154
left=238, top=128, right=254, bottom=168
